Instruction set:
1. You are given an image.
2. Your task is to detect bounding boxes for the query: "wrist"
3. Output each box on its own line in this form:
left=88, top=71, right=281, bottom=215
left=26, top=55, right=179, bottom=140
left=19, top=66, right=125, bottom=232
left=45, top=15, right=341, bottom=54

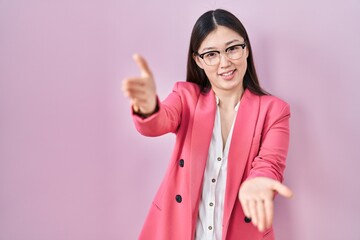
left=133, top=100, right=159, bottom=119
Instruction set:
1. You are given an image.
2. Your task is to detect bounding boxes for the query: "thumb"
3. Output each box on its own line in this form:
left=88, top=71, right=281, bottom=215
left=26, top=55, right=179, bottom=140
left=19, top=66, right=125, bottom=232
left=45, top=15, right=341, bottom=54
left=272, top=181, right=293, bottom=199
left=133, top=54, right=152, bottom=78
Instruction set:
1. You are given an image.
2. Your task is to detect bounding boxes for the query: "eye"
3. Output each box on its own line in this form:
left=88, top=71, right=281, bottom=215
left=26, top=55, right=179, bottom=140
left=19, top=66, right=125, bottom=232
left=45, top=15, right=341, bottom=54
left=226, top=45, right=240, bottom=53
left=204, top=52, right=218, bottom=59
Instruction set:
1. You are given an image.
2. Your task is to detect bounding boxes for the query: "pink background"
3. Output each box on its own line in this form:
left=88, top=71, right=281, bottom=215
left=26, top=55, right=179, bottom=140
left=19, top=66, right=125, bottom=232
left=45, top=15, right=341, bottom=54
left=1, top=0, right=359, bottom=239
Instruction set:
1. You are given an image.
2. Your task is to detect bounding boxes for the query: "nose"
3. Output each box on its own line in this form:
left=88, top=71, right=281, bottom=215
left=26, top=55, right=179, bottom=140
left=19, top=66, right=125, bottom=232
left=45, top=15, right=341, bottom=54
left=219, top=52, right=231, bottom=68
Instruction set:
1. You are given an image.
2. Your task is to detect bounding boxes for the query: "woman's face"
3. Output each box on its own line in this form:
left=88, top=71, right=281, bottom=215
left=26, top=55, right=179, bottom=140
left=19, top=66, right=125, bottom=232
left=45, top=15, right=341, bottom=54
left=194, top=26, right=248, bottom=95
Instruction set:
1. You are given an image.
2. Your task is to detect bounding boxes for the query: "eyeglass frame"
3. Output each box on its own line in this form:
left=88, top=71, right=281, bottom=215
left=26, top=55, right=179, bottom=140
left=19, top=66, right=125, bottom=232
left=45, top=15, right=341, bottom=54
left=195, top=43, right=247, bottom=66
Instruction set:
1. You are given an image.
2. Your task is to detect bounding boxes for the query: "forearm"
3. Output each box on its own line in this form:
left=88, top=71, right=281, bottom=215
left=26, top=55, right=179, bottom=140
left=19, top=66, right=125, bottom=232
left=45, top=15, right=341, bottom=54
left=132, top=91, right=182, bottom=137
left=248, top=104, right=290, bottom=182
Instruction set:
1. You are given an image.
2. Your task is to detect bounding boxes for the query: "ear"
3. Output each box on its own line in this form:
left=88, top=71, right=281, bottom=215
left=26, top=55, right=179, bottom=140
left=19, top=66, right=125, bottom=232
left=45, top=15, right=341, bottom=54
left=245, top=47, right=250, bottom=59
left=193, top=53, right=204, bottom=69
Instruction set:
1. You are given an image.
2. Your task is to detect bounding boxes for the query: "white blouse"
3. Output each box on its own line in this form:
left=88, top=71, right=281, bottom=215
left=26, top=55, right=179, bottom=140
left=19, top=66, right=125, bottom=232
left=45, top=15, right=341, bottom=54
left=195, top=97, right=240, bottom=240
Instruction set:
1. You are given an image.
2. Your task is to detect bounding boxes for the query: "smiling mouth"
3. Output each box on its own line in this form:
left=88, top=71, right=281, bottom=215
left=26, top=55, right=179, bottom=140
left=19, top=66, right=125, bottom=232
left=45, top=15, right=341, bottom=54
left=219, top=69, right=236, bottom=77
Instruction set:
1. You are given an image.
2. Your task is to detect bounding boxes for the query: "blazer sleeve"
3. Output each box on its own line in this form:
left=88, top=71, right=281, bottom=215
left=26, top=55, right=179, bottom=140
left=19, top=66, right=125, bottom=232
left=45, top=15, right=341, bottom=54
left=248, top=102, right=291, bottom=182
left=131, top=82, right=182, bottom=137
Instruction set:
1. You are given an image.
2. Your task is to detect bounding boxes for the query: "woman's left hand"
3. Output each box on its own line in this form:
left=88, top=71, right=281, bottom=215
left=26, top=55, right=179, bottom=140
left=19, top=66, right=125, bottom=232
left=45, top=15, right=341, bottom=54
left=238, top=177, right=293, bottom=232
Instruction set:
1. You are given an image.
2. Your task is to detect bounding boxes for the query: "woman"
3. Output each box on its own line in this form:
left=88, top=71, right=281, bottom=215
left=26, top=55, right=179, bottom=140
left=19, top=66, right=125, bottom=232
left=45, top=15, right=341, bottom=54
left=122, top=9, right=293, bottom=240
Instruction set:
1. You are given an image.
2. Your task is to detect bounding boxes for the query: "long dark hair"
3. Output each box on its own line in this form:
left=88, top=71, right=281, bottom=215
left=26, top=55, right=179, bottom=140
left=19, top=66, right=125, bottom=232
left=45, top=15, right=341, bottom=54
left=186, top=9, right=268, bottom=95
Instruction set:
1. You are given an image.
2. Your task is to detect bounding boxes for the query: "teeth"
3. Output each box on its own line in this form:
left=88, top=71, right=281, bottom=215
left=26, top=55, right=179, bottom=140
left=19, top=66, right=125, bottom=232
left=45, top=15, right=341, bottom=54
left=221, top=70, right=234, bottom=76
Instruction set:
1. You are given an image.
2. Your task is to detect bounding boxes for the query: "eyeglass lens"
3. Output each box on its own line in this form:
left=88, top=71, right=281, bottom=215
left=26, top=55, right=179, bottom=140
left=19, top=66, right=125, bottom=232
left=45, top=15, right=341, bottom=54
left=203, top=45, right=244, bottom=66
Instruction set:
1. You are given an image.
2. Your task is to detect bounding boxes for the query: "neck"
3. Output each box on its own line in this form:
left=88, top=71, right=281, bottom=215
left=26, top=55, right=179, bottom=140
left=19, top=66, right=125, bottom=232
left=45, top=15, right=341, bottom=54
left=214, top=88, right=244, bottom=111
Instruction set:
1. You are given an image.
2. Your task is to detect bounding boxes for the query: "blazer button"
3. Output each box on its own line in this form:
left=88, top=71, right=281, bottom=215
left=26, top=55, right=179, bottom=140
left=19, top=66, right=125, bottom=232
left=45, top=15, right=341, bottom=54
left=175, top=195, right=182, bottom=203
left=179, top=159, right=184, bottom=168
left=244, top=217, right=252, bottom=223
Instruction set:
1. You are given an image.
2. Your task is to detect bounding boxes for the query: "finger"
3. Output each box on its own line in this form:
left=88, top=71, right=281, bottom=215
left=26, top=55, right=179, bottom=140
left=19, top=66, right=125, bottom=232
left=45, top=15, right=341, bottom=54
left=248, top=200, right=258, bottom=226
left=133, top=54, right=152, bottom=78
left=133, top=106, right=139, bottom=112
left=124, top=91, right=148, bottom=102
left=122, top=78, right=145, bottom=91
left=264, top=198, right=274, bottom=229
left=130, top=99, right=140, bottom=112
left=127, top=93, right=156, bottom=113
left=256, top=199, right=265, bottom=232
left=239, top=196, right=251, bottom=218
left=123, top=84, right=146, bottom=96
left=122, top=81, right=147, bottom=99
left=272, top=182, right=293, bottom=198
left=127, top=95, right=154, bottom=111
left=135, top=97, right=156, bottom=105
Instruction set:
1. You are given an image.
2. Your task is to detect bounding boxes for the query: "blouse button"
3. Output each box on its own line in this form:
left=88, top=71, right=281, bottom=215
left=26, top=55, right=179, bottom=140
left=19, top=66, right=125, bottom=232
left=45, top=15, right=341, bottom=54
left=217, top=157, right=222, bottom=161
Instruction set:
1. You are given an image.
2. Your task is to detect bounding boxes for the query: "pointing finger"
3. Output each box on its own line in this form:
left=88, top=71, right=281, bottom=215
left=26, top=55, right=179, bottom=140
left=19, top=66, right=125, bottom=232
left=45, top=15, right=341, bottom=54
left=133, top=54, right=152, bottom=78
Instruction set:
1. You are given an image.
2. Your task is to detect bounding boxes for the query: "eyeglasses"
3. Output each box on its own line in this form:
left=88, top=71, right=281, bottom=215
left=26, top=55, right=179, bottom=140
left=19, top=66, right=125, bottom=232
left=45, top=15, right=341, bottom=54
left=196, top=43, right=246, bottom=66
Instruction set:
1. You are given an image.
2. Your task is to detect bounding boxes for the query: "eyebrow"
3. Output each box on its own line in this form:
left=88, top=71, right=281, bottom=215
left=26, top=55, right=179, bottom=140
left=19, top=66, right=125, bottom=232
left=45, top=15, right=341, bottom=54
left=200, top=39, right=242, bottom=52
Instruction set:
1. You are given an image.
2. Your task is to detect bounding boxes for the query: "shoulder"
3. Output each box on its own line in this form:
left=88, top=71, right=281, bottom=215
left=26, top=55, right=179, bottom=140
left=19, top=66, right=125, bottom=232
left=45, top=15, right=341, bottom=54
left=170, top=81, right=203, bottom=104
left=260, top=94, right=290, bottom=119
left=260, top=94, right=289, bottom=108
left=247, top=90, right=290, bottom=116
left=172, top=81, right=201, bottom=95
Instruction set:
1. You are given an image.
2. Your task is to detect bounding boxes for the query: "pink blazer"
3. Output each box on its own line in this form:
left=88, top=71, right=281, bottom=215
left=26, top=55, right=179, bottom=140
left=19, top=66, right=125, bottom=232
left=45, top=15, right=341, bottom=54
left=132, top=82, right=290, bottom=240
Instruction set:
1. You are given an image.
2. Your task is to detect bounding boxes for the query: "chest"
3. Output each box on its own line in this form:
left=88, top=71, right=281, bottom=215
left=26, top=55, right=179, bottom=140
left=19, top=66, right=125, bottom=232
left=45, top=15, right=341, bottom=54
left=219, top=108, right=237, bottom=148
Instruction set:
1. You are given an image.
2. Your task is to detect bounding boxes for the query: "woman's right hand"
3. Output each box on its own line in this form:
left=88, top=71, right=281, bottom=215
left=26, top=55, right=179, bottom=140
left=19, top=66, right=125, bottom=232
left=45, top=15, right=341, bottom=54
left=122, top=54, right=157, bottom=115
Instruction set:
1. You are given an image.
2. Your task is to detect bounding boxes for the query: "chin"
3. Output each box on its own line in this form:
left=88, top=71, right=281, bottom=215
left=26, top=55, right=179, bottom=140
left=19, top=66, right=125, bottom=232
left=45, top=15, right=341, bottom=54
left=222, top=79, right=243, bottom=90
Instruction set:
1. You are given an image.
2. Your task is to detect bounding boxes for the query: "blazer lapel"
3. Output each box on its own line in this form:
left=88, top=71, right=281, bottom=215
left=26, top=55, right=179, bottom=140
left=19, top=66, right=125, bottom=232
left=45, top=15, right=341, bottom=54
left=222, top=89, right=260, bottom=230
left=190, top=90, right=216, bottom=221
